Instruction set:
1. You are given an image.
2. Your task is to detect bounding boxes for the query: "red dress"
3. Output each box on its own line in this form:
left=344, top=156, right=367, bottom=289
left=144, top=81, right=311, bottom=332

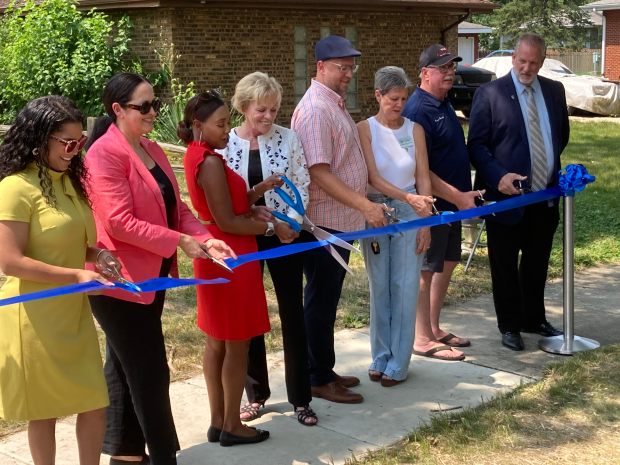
left=183, top=141, right=269, bottom=340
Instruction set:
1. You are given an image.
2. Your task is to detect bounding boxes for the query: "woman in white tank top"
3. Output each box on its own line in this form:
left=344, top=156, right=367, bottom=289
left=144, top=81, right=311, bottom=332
left=357, top=66, right=433, bottom=386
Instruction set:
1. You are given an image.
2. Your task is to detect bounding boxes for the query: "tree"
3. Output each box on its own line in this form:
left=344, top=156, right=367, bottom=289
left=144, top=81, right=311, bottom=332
left=473, top=0, right=593, bottom=52
left=0, top=0, right=135, bottom=122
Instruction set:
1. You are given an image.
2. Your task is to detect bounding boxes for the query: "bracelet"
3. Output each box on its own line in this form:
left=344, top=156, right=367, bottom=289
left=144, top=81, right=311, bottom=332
left=252, top=185, right=263, bottom=197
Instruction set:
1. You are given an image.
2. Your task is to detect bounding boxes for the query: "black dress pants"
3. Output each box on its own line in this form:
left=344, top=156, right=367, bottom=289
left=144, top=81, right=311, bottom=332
left=302, top=229, right=351, bottom=387
left=90, top=290, right=179, bottom=465
left=245, top=231, right=313, bottom=408
left=486, top=201, right=560, bottom=333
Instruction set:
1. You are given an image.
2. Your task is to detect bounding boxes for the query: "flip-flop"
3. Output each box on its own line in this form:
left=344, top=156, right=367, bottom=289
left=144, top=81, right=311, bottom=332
left=438, top=332, right=471, bottom=347
left=413, top=344, right=465, bottom=361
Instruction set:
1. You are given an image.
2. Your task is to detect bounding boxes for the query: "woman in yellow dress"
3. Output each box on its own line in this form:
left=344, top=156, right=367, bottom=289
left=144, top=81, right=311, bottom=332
left=0, top=96, right=119, bottom=465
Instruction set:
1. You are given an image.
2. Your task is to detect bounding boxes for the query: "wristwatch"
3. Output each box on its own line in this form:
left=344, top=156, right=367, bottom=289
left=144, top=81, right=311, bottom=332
left=264, top=221, right=275, bottom=237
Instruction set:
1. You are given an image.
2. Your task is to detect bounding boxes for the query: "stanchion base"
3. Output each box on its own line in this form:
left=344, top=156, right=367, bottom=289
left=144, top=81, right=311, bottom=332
left=538, top=335, right=600, bottom=355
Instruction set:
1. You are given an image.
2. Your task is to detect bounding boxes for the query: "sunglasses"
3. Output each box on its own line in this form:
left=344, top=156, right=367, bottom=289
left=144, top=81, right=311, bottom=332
left=49, top=134, right=88, bottom=153
left=124, top=99, right=162, bottom=115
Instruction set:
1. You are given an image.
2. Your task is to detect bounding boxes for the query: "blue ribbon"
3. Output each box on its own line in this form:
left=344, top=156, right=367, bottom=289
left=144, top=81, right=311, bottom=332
left=1, top=164, right=594, bottom=305
left=0, top=277, right=229, bottom=307
left=224, top=187, right=561, bottom=268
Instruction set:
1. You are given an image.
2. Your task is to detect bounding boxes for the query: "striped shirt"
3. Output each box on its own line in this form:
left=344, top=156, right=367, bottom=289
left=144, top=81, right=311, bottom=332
left=291, top=79, right=367, bottom=232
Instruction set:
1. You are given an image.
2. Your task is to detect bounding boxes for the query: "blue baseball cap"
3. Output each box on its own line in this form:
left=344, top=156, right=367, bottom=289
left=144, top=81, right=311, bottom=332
left=315, top=35, right=361, bottom=62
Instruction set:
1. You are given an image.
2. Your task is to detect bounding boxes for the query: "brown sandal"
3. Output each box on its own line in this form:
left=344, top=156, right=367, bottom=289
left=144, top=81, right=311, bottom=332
left=239, top=401, right=266, bottom=421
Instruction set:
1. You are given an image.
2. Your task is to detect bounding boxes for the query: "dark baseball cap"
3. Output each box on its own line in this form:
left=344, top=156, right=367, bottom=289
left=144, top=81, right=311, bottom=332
left=419, top=44, right=462, bottom=68
left=315, top=35, right=361, bottom=62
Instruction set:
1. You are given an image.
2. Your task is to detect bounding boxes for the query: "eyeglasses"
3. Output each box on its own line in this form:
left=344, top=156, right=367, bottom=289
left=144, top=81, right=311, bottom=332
left=124, top=99, right=162, bottom=115
left=427, top=62, right=457, bottom=74
left=326, top=62, right=359, bottom=74
left=49, top=134, right=88, bottom=153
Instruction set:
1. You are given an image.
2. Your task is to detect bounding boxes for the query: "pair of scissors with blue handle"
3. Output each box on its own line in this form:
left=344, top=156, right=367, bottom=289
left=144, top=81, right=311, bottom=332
left=272, top=176, right=359, bottom=273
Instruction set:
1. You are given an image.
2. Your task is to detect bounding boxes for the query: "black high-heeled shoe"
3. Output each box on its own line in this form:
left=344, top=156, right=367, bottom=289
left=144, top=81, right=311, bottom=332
left=207, top=425, right=222, bottom=442
left=219, top=427, right=269, bottom=447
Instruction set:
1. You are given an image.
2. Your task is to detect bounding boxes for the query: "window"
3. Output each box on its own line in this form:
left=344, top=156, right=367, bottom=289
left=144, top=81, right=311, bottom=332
left=294, top=26, right=307, bottom=102
left=296, top=26, right=359, bottom=110
left=345, top=26, right=359, bottom=110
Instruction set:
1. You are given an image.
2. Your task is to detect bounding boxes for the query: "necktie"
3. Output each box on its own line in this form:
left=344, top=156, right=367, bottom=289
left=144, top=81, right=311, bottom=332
left=524, top=86, right=548, bottom=191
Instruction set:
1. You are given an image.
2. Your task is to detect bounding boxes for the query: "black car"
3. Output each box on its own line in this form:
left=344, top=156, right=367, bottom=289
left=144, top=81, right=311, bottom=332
left=449, top=64, right=496, bottom=117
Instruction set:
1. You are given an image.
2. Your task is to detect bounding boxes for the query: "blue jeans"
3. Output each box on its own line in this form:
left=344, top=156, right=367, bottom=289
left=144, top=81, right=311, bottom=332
left=361, top=190, right=423, bottom=381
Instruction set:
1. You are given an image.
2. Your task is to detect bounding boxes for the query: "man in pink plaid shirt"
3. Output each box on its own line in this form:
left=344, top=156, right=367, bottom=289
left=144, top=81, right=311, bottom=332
left=292, top=35, right=386, bottom=404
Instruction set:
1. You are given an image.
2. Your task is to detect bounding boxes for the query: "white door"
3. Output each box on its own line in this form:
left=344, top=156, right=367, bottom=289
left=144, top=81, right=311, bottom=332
left=458, top=37, right=475, bottom=65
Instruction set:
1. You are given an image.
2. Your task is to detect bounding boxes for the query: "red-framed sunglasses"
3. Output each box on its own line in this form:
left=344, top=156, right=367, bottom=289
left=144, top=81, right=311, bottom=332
left=49, top=134, right=88, bottom=153
left=124, top=99, right=162, bottom=115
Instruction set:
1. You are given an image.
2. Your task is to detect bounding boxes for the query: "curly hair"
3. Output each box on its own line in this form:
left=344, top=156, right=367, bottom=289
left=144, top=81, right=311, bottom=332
left=0, top=96, right=89, bottom=208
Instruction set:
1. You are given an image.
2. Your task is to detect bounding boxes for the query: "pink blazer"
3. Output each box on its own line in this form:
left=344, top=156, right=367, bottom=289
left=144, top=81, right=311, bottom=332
left=85, top=123, right=211, bottom=304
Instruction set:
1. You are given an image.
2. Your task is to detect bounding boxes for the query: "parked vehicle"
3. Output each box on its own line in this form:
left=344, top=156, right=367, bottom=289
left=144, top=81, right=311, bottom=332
left=449, top=64, right=496, bottom=117
left=473, top=56, right=620, bottom=116
left=484, top=49, right=514, bottom=58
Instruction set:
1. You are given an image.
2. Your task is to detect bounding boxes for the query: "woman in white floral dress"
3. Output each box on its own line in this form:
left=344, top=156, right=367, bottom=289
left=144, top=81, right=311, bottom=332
left=220, top=71, right=317, bottom=426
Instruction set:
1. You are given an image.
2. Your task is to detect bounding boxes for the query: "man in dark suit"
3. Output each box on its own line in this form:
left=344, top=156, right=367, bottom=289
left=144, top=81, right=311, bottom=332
left=468, top=33, right=570, bottom=351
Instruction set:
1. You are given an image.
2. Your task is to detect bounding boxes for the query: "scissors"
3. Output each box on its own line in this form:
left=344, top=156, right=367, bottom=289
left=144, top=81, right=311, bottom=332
left=272, top=176, right=359, bottom=274
left=98, top=254, right=143, bottom=293
left=203, top=247, right=233, bottom=273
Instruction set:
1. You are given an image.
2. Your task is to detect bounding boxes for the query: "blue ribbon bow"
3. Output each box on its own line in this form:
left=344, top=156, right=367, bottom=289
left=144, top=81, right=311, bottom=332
left=558, top=164, right=596, bottom=196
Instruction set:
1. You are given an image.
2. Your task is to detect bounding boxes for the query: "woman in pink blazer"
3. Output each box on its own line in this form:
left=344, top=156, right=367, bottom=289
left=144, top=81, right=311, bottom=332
left=85, top=73, right=233, bottom=465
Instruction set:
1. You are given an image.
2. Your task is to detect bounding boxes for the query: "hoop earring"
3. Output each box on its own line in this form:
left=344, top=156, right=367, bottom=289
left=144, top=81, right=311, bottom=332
left=32, top=148, right=40, bottom=156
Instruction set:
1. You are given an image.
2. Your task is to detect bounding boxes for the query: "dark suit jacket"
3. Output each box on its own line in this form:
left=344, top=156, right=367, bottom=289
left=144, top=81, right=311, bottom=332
left=467, top=73, right=570, bottom=224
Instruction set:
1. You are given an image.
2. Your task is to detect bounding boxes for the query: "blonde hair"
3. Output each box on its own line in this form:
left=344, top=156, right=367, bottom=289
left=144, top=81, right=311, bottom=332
left=231, top=71, right=283, bottom=114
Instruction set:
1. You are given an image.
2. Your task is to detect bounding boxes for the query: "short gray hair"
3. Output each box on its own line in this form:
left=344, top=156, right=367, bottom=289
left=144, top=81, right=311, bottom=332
left=374, top=66, right=411, bottom=95
left=515, top=33, right=547, bottom=60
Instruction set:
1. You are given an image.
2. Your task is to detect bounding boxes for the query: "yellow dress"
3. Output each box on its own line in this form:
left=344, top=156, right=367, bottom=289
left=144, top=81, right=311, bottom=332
left=0, top=165, right=108, bottom=420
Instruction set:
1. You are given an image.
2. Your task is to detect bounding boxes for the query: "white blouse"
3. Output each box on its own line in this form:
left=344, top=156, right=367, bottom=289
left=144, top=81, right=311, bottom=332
left=219, top=124, right=310, bottom=222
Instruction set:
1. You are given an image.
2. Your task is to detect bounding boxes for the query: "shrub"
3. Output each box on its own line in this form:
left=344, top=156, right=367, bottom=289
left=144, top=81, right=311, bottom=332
left=0, top=0, right=134, bottom=122
left=150, top=79, right=196, bottom=145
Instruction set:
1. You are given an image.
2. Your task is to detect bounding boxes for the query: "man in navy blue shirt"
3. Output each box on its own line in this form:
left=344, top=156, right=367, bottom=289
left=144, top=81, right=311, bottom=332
left=403, top=44, right=481, bottom=361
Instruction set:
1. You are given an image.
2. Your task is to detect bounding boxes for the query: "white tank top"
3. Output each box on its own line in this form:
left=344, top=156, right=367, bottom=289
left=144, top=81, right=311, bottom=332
left=367, top=116, right=416, bottom=194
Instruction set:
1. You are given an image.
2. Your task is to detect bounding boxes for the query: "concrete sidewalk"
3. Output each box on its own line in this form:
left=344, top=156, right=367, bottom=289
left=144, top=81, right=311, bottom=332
left=1, top=264, right=619, bottom=465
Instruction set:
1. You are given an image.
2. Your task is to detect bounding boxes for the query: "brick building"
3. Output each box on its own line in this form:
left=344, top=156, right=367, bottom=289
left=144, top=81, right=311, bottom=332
left=584, top=0, right=620, bottom=81
left=1, top=0, right=496, bottom=122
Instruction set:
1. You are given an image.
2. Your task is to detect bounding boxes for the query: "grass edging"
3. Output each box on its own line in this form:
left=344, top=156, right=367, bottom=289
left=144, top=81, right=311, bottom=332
left=349, top=343, right=620, bottom=464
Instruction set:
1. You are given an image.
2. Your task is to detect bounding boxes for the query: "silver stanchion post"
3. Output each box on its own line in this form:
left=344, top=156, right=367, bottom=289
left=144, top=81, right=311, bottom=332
left=539, top=195, right=599, bottom=355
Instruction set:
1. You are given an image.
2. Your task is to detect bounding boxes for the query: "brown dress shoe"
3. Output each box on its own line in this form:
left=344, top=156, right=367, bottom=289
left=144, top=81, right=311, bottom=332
left=333, top=373, right=360, bottom=388
left=311, top=382, right=364, bottom=403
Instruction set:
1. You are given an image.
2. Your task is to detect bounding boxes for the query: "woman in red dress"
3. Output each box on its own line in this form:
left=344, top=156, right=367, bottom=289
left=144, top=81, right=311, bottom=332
left=179, top=91, right=295, bottom=446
